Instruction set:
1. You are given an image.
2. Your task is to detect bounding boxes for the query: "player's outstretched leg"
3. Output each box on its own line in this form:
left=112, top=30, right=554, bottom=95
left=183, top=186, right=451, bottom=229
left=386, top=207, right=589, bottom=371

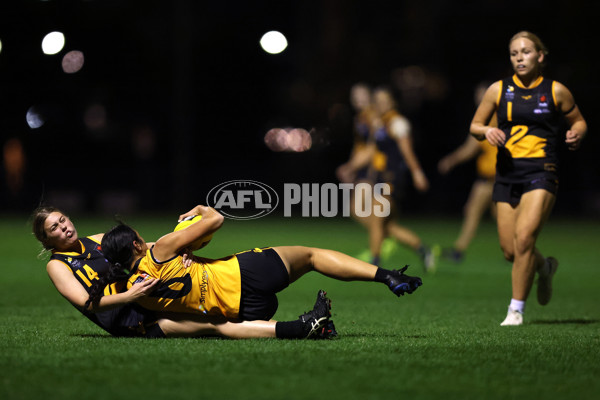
left=273, top=246, right=423, bottom=298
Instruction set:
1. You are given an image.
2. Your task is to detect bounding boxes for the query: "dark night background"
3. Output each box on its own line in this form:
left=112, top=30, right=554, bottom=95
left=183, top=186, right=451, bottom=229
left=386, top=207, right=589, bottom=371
left=1, top=0, right=598, bottom=217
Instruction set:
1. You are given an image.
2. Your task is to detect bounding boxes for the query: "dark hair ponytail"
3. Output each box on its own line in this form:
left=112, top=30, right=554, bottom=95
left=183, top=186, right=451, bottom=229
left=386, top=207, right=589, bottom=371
left=85, top=223, right=139, bottom=310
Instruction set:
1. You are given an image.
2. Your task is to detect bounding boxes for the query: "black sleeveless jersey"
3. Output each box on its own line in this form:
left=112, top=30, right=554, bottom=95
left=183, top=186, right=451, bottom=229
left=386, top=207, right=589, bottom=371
left=495, top=75, right=562, bottom=183
left=50, top=237, right=155, bottom=336
left=369, top=109, right=409, bottom=188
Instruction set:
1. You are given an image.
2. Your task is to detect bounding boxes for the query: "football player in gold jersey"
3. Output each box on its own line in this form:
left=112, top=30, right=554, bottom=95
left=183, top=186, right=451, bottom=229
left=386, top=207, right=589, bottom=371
left=92, top=204, right=423, bottom=337
left=33, top=206, right=333, bottom=339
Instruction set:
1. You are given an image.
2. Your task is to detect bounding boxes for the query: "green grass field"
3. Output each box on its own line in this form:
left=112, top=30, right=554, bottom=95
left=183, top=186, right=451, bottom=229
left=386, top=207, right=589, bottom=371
left=1, top=214, right=599, bottom=400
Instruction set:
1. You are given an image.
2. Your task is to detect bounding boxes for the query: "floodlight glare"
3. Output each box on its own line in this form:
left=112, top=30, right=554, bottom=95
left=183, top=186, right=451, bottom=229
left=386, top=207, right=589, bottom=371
left=42, top=31, right=65, bottom=55
left=260, top=31, right=288, bottom=55
left=26, top=106, right=45, bottom=129
left=62, top=50, right=85, bottom=73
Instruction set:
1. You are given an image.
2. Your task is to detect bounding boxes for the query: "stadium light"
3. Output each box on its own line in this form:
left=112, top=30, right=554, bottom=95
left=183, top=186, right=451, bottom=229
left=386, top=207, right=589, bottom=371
left=264, top=127, right=312, bottom=152
left=62, top=50, right=84, bottom=73
left=26, top=106, right=45, bottom=129
left=41, top=31, right=65, bottom=55
left=259, top=31, right=287, bottom=55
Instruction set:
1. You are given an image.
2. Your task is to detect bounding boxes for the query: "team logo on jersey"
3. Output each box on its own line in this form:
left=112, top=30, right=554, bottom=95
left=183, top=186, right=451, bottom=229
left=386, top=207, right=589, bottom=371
left=207, top=180, right=279, bottom=220
left=521, top=95, right=532, bottom=100
left=505, top=85, right=515, bottom=101
left=199, top=268, right=208, bottom=307
left=133, top=273, right=150, bottom=284
left=534, top=93, right=550, bottom=114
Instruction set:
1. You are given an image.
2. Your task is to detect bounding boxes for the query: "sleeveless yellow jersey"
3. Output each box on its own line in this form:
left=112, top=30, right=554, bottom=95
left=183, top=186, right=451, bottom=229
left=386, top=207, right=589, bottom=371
left=128, top=249, right=242, bottom=318
left=476, top=139, right=497, bottom=180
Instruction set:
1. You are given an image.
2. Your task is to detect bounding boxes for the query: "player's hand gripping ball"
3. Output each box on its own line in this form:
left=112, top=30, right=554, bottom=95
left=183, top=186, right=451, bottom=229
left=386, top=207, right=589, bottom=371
left=174, top=215, right=213, bottom=250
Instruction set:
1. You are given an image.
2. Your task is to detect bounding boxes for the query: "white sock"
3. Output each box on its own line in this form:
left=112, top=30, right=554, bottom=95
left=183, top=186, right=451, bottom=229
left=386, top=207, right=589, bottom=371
left=509, top=299, right=525, bottom=314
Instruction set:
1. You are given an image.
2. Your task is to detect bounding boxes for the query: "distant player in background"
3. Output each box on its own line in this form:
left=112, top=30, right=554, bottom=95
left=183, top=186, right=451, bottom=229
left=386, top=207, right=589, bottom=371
left=438, top=83, right=497, bottom=262
left=338, top=86, right=436, bottom=271
left=337, top=83, right=378, bottom=184
left=470, top=31, right=587, bottom=326
left=336, top=83, right=381, bottom=260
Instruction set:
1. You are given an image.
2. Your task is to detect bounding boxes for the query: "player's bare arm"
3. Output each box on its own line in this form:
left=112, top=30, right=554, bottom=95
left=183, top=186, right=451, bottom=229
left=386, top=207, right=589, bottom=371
left=471, top=81, right=504, bottom=145
left=154, top=206, right=224, bottom=261
left=47, top=259, right=159, bottom=312
left=554, top=82, right=588, bottom=150
left=396, top=135, right=428, bottom=192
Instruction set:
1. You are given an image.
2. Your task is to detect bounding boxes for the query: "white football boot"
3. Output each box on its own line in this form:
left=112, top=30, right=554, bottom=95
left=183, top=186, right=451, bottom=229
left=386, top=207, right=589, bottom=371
left=500, top=308, right=523, bottom=326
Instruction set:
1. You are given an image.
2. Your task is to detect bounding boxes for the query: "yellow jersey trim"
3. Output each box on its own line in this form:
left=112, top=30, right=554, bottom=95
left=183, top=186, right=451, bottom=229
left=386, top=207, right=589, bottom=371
left=53, top=240, right=85, bottom=257
left=495, top=80, right=503, bottom=106
left=513, top=74, right=544, bottom=89
left=51, top=258, right=74, bottom=273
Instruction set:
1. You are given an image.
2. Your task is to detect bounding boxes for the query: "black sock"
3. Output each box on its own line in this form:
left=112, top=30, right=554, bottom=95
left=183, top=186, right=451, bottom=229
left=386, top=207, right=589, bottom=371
left=275, top=320, right=305, bottom=339
left=374, top=267, right=393, bottom=283
left=417, top=245, right=428, bottom=258
left=370, top=255, right=380, bottom=267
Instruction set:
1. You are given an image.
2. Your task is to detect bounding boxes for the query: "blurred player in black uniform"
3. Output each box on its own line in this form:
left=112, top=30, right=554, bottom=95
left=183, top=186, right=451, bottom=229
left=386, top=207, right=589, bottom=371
left=337, top=83, right=381, bottom=261
left=470, top=31, right=587, bottom=326
left=337, top=83, right=377, bottom=184
left=339, top=86, right=436, bottom=271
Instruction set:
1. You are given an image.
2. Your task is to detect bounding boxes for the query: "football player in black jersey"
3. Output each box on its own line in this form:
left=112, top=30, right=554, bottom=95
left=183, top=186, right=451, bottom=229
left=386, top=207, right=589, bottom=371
left=470, top=31, right=587, bottom=326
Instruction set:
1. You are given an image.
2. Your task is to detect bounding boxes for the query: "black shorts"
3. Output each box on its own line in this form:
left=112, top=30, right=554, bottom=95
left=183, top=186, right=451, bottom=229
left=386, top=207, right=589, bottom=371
left=97, top=303, right=164, bottom=338
left=237, top=248, right=290, bottom=321
left=492, top=178, right=558, bottom=206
